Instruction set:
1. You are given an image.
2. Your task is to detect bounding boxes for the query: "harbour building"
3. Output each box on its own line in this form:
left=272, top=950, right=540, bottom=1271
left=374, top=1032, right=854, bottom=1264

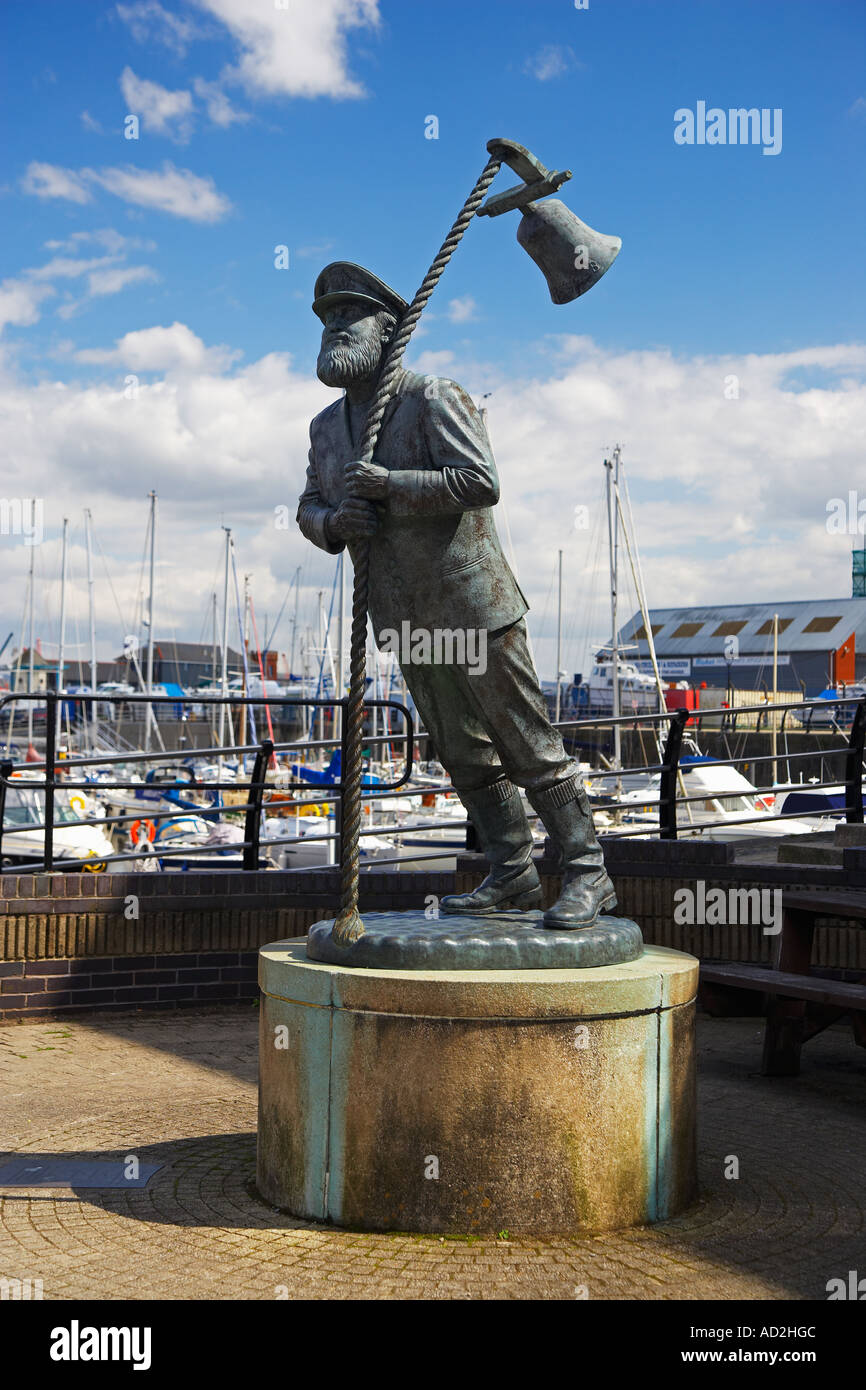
left=619, top=598, right=866, bottom=697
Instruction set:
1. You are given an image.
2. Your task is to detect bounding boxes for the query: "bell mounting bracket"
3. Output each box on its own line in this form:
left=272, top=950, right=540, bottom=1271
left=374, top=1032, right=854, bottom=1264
left=477, top=138, right=572, bottom=219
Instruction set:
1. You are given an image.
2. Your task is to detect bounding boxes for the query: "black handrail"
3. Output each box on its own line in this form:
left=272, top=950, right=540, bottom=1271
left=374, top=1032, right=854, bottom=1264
left=243, top=738, right=274, bottom=871
left=0, top=692, right=414, bottom=873
left=844, top=698, right=866, bottom=825
left=0, top=689, right=862, bottom=871
left=659, top=708, right=688, bottom=841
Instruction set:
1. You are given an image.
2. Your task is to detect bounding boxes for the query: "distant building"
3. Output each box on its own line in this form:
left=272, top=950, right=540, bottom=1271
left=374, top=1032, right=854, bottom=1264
left=9, top=649, right=53, bottom=692
left=7, top=642, right=250, bottom=691
left=113, top=641, right=245, bottom=689
left=618, top=599, right=866, bottom=696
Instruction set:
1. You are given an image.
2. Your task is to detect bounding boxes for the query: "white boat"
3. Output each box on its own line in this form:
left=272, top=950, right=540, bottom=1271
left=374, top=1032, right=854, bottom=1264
left=583, top=657, right=661, bottom=715
left=1, top=777, right=117, bottom=869
left=592, top=756, right=822, bottom=840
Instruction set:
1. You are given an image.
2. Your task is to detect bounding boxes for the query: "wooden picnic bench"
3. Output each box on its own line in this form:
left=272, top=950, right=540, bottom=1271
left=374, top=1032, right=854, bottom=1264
left=700, top=890, right=866, bottom=1076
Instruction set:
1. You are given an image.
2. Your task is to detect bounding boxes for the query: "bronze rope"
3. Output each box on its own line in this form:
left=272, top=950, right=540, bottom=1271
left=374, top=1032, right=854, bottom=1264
left=332, top=154, right=503, bottom=945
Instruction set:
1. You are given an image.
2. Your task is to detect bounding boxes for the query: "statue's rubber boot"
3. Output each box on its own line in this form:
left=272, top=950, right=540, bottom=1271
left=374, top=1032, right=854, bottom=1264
left=440, top=779, right=542, bottom=914
left=528, top=776, right=617, bottom=929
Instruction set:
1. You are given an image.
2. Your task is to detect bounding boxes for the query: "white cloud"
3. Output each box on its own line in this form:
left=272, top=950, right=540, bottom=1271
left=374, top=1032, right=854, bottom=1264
left=89, top=161, right=232, bottom=221
left=27, top=256, right=120, bottom=282
left=119, top=67, right=195, bottom=142
left=0, top=331, right=863, bottom=674
left=115, top=1, right=202, bottom=56
left=0, top=279, right=55, bottom=334
left=57, top=266, right=160, bottom=319
left=295, top=241, right=334, bottom=260
left=523, top=45, right=582, bottom=82
left=22, top=160, right=233, bottom=222
left=411, top=349, right=457, bottom=376
left=6, top=235, right=161, bottom=324
left=74, top=322, right=240, bottom=373
left=192, top=76, right=249, bottom=127
left=195, top=0, right=381, bottom=100
left=446, top=296, right=478, bottom=324
left=44, top=228, right=157, bottom=255
left=80, top=110, right=104, bottom=134
left=87, top=266, right=159, bottom=297
left=21, top=162, right=91, bottom=204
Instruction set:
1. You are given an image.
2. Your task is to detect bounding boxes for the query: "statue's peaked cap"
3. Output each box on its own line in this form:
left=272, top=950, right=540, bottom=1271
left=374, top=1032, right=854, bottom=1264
left=312, top=262, right=407, bottom=321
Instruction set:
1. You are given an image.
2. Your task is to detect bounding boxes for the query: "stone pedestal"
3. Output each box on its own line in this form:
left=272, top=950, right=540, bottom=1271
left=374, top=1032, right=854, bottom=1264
left=257, top=939, right=698, bottom=1235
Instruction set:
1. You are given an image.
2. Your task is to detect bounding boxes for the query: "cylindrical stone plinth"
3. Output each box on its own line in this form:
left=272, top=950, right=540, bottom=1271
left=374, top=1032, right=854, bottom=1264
left=257, top=940, right=698, bottom=1235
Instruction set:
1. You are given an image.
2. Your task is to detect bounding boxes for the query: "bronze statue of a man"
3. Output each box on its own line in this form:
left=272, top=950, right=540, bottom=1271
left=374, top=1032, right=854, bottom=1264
left=297, top=261, right=616, bottom=929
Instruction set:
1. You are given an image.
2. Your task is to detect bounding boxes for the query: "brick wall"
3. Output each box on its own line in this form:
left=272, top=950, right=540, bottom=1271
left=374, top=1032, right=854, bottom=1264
left=1, top=846, right=863, bottom=1020
left=0, top=868, right=454, bottom=1020
left=0, top=951, right=261, bottom=1016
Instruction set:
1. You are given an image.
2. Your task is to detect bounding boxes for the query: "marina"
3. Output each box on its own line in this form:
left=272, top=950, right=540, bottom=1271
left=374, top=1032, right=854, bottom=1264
left=2, top=475, right=864, bottom=876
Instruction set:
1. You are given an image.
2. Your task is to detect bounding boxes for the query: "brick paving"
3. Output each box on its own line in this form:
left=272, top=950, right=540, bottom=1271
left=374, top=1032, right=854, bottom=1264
left=0, top=1006, right=863, bottom=1300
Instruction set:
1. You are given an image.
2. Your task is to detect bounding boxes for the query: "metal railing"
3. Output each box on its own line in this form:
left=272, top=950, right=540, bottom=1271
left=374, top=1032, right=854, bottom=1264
left=552, top=693, right=866, bottom=840
left=0, top=692, right=419, bottom=872
left=0, top=690, right=863, bottom=871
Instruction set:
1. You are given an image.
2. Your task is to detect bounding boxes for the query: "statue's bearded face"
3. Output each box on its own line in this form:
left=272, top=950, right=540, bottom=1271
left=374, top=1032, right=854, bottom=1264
left=316, top=303, right=395, bottom=387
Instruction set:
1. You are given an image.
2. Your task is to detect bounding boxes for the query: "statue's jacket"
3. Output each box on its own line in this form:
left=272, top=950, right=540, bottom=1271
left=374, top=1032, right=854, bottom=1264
left=297, top=369, right=528, bottom=641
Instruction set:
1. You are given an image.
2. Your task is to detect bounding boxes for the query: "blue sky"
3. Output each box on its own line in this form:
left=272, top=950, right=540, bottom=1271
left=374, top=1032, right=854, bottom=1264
left=1, top=0, right=864, bottom=680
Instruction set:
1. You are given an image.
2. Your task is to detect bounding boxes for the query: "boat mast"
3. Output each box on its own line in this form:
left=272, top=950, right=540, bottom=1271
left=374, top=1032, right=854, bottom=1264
left=27, top=499, right=35, bottom=747
left=56, top=516, right=68, bottom=745
left=218, top=527, right=231, bottom=748
left=605, top=448, right=622, bottom=788
left=210, top=591, right=218, bottom=740
left=144, top=491, right=157, bottom=753
left=555, top=548, right=563, bottom=722
left=289, top=565, right=300, bottom=683
left=772, top=612, right=779, bottom=786
left=317, top=589, right=327, bottom=747
left=240, top=573, right=250, bottom=749
left=84, top=509, right=98, bottom=749
left=615, top=469, right=666, bottom=716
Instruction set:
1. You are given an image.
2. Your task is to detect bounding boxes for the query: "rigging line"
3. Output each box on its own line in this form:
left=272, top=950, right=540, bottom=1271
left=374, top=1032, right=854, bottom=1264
left=229, top=539, right=257, bottom=746
left=5, top=570, right=32, bottom=750
left=307, top=562, right=339, bottom=743
left=264, top=565, right=298, bottom=654
left=200, top=538, right=224, bottom=644
left=248, top=594, right=276, bottom=749
left=533, top=550, right=558, bottom=677
left=133, top=502, right=151, bottom=641
left=64, top=539, right=84, bottom=686
left=570, top=474, right=607, bottom=675
left=564, top=484, right=604, bottom=672
left=92, top=525, right=130, bottom=643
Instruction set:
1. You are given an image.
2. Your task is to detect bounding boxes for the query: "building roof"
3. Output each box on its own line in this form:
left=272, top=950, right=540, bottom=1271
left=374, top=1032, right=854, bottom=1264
left=113, top=641, right=243, bottom=664
left=619, top=599, right=866, bottom=657
left=12, top=648, right=54, bottom=669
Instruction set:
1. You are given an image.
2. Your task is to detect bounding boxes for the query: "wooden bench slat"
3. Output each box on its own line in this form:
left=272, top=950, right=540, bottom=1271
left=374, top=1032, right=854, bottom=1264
left=780, top=891, right=866, bottom=920
left=701, top=962, right=866, bottom=1010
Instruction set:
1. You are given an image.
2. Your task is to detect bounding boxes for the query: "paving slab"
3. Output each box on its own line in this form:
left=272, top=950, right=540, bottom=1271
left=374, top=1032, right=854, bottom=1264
left=0, top=1004, right=863, bottom=1300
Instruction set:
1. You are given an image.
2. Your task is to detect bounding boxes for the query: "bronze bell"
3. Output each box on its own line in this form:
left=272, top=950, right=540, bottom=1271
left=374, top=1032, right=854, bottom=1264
left=516, top=199, right=621, bottom=305
left=478, top=139, right=621, bottom=305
